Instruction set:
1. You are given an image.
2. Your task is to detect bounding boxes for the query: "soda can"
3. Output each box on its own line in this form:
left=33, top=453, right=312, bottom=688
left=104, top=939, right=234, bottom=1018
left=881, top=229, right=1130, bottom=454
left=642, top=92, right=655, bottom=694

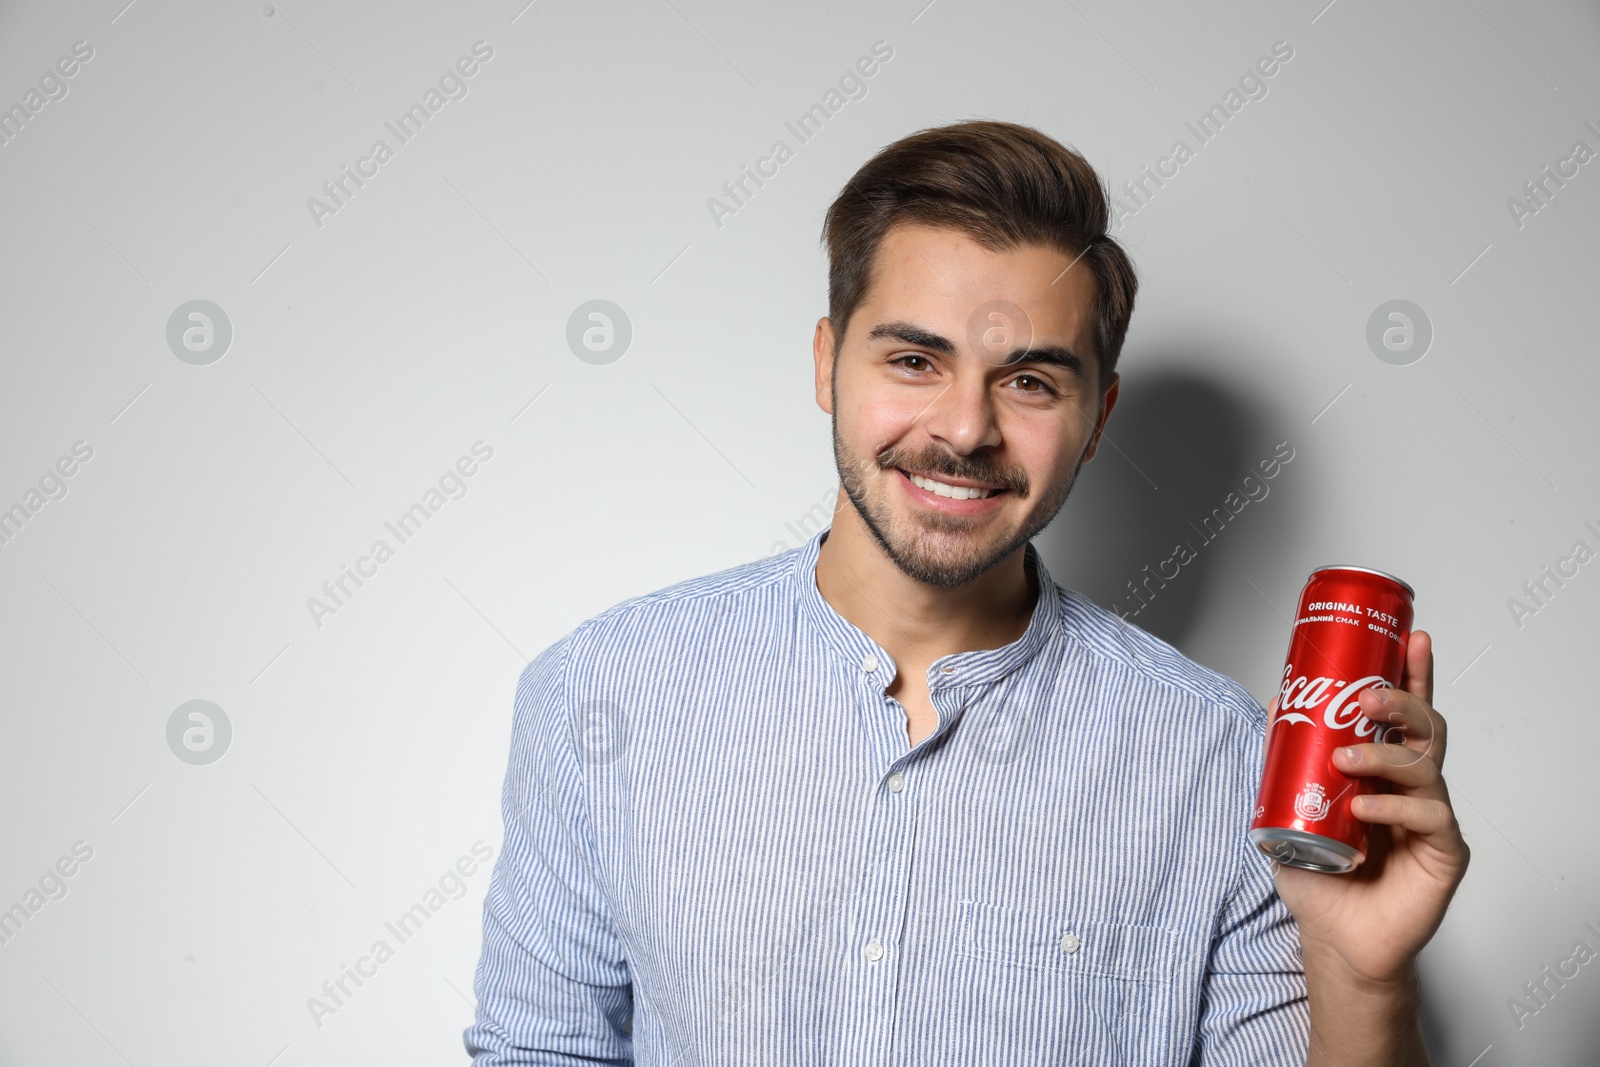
left=1249, top=565, right=1415, bottom=873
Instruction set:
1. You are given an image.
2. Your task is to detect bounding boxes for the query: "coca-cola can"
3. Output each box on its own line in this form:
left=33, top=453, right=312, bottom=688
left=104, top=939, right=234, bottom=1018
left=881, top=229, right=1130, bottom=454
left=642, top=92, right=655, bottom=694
left=1249, top=565, right=1415, bottom=873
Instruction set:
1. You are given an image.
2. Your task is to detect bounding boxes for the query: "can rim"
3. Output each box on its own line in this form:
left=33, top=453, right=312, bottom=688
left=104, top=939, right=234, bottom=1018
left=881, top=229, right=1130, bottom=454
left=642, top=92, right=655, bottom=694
left=1310, top=564, right=1415, bottom=600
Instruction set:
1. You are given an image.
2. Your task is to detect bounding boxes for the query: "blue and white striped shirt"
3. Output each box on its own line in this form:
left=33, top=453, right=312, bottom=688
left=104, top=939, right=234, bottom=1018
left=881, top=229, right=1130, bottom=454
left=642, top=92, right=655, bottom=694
left=465, top=527, right=1309, bottom=1065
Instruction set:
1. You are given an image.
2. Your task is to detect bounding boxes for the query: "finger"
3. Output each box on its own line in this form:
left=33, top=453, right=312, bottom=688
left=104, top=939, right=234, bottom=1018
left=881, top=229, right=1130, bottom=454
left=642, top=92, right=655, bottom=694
left=1402, top=629, right=1433, bottom=707
left=1348, top=792, right=1460, bottom=842
left=1333, top=742, right=1445, bottom=795
left=1356, top=686, right=1448, bottom=771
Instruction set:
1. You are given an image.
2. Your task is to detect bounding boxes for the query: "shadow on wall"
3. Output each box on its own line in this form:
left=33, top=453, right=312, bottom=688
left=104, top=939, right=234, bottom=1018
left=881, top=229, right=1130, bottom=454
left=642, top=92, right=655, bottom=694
left=1417, top=976, right=1453, bottom=1065
left=1042, top=365, right=1288, bottom=649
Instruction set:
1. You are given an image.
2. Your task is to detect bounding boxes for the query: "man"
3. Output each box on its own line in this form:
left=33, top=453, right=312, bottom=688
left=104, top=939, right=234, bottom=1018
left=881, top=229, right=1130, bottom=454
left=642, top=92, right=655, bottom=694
left=464, top=120, right=1469, bottom=1065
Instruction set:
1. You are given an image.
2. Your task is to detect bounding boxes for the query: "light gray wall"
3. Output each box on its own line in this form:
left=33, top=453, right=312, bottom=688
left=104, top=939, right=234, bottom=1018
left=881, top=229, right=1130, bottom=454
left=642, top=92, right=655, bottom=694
left=1, top=0, right=1596, bottom=1062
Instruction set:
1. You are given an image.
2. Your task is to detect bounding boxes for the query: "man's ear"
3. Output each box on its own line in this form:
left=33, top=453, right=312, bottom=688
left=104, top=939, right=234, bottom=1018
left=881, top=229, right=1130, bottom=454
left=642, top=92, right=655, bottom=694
left=813, top=317, right=837, bottom=415
left=1080, top=371, right=1120, bottom=462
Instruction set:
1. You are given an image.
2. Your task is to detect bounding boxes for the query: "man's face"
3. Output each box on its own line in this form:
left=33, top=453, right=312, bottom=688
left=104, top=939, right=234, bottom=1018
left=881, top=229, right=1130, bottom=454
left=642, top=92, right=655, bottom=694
left=814, top=221, right=1119, bottom=589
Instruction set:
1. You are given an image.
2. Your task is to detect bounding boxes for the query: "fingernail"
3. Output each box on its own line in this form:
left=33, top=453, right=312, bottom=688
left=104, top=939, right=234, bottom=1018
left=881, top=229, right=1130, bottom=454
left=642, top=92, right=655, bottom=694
left=1352, top=795, right=1370, bottom=815
left=1341, top=746, right=1362, bottom=764
left=1370, top=688, right=1393, bottom=705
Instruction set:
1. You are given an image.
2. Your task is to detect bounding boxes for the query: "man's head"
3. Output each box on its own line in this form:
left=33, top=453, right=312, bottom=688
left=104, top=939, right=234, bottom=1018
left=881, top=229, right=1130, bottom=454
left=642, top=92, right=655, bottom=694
left=813, top=120, right=1138, bottom=589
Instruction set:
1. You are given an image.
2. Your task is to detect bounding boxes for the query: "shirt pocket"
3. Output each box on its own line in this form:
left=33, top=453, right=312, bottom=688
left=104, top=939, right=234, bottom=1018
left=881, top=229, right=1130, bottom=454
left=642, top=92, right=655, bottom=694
left=946, top=900, right=1184, bottom=1067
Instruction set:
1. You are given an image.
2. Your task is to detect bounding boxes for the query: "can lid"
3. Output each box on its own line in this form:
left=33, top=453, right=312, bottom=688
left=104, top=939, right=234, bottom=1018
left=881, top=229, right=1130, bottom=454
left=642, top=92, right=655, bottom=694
left=1310, top=564, right=1415, bottom=600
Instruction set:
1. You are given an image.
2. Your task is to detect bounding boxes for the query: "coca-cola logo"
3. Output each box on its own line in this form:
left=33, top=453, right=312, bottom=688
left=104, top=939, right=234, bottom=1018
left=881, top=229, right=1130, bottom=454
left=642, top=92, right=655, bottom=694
left=1274, top=664, right=1393, bottom=739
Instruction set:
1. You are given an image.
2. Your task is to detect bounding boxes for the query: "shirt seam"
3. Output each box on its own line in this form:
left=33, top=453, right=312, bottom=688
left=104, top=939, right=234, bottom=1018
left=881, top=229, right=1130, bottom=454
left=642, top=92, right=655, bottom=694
left=1055, top=589, right=1268, bottom=733
left=549, top=627, right=631, bottom=946
left=575, top=553, right=795, bottom=637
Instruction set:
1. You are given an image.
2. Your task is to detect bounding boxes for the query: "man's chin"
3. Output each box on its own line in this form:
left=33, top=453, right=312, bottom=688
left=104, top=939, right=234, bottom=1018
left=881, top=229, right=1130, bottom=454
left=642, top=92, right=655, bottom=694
left=880, top=518, right=1022, bottom=585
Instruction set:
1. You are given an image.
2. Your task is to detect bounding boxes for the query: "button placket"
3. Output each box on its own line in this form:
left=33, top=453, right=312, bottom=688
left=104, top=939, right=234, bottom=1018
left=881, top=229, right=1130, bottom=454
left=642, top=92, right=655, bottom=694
left=845, top=690, right=918, bottom=1067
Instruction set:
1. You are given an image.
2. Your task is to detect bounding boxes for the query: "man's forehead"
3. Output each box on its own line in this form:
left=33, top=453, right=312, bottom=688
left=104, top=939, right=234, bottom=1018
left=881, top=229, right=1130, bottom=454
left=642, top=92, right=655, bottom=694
left=856, top=222, right=1098, bottom=359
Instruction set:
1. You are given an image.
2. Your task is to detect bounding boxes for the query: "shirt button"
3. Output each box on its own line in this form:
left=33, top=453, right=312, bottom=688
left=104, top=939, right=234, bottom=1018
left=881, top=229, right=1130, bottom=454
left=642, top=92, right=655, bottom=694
left=863, top=940, right=885, bottom=962
left=861, top=653, right=878, bottom=673
left=887, top=773, right=905, bottom=793
left=1059, top=933, right=1082, bottom=955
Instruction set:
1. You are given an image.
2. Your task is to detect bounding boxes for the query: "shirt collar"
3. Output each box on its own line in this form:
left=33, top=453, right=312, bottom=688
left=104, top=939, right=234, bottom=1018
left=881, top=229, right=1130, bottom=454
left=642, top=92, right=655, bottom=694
left=792, top=525, right=1062, bottom=691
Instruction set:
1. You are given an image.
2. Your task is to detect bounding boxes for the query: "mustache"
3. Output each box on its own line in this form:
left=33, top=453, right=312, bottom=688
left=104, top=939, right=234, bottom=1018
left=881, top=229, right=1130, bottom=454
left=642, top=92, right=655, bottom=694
left=876, top=449, right=1028, bottom=494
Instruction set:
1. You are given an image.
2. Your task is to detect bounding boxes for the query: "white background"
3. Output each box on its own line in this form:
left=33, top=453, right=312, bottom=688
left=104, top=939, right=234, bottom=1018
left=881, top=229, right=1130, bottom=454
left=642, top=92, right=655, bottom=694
left=1, top=0, right=1596, bottom=1063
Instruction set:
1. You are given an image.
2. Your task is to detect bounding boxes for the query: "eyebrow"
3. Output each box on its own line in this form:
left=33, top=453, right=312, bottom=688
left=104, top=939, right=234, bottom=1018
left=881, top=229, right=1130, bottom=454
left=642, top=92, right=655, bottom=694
left=865, top=320, right=1089, bottom=382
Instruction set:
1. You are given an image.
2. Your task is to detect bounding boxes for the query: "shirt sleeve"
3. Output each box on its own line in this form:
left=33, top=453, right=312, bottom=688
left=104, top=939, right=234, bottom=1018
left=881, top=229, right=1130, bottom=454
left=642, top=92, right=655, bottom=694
left=464, top=635, right=634, bottom=1065
left=1188, top=694, right=1310, bottom=1066
left=1187, top=846, right=1311, bottom=1065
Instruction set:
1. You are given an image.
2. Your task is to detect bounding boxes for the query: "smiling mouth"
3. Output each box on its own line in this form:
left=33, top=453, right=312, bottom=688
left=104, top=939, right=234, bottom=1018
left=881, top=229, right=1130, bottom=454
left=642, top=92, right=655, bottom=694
left=897, top=468, right=1008, bottom=500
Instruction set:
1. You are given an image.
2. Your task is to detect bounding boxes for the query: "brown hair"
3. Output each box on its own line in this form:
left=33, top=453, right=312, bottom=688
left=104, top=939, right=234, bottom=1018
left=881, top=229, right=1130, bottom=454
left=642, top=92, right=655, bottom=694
left=821, top=119, right=1138, bottom=391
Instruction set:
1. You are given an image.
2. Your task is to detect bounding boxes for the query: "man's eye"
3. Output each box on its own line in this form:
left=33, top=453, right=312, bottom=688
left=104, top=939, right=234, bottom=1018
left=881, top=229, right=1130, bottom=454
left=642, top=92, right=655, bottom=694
left=1012, top=374, right=1055, bottom=394
left=893, top=355, right=931, bottom=371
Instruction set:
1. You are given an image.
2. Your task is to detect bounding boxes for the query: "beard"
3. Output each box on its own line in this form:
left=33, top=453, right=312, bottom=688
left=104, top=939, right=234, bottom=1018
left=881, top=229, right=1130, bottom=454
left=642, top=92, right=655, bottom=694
left=830, top=402, right=1085, bottom=590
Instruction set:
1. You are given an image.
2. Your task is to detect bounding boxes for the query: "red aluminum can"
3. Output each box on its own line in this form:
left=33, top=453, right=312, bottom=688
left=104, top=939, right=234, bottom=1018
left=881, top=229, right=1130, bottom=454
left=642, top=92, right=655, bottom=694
left=1249, top=565, right=1415, bottom=873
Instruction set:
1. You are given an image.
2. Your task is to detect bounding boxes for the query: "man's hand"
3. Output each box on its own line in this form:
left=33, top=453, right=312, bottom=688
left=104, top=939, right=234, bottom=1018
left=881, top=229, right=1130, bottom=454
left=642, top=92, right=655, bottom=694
left=1269, top=629, right=1469, bottom=980
left=1265, top=629, right=1470, bottom=1065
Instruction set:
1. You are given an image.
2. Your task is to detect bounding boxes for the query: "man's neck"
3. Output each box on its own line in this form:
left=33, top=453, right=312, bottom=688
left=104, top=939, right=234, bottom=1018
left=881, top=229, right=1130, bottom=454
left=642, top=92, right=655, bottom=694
left=813, top=492, right=1037, bottom=673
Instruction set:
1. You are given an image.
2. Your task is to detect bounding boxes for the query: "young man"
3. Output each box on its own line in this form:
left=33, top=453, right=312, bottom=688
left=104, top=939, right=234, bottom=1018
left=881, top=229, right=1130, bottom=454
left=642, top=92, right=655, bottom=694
left=464, top=120, right=1469, bottom=1065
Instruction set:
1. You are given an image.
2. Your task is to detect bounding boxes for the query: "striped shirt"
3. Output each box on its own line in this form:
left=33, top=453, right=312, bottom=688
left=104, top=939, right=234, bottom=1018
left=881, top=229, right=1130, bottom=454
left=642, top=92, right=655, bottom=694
left=465, top=527, right=1309, bottom=1065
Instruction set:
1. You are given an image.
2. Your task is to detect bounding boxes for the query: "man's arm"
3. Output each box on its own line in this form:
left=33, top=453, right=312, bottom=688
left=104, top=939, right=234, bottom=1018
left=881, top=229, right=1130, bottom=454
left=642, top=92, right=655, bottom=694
left=464, top=636, right=634, bottom=1065
left=1301, top=952, right=1426, bottom=1066
left=1188, top=840, right=1311, bottom=1065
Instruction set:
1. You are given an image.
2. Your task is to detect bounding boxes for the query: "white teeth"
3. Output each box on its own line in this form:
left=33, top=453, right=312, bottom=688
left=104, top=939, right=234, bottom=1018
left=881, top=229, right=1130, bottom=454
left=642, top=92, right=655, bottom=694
left=906, top=471, right=996, bottom=500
